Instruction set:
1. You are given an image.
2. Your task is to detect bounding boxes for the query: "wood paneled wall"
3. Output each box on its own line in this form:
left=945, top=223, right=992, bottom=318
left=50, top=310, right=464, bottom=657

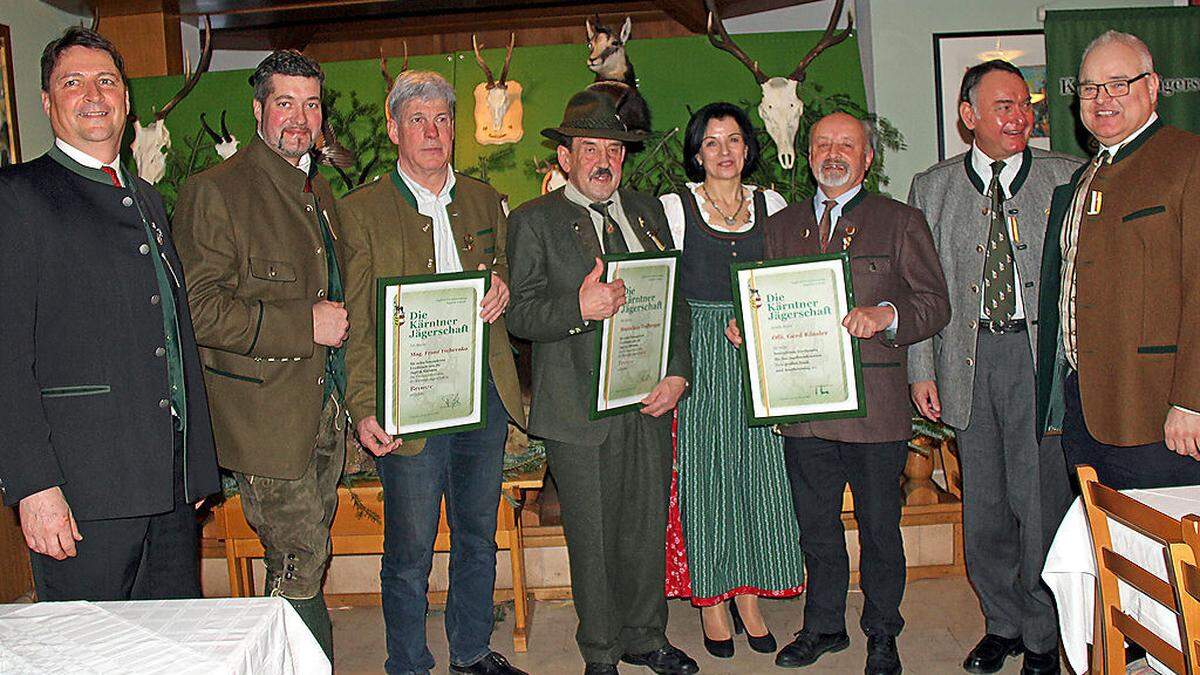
left=0, top=507, right=33, bottom=602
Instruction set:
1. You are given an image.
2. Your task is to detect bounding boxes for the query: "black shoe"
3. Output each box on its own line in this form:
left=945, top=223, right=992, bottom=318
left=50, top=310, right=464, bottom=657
left=584, top=664, right=619, bottom=675
left=865, top=635, right=902, bottom=675
left=450, top=652, right=529, bottom=675
left=963, top=635, right=1023, bottom=674
left=775, top=629, right=850, bottom=668
left=701, top=612, right=734, bottom=659
left=729, top=600, right=777, bottom=653
left=620, top=644, right=699, bottom=674
left=1021, top=648, right=1060, bottom=675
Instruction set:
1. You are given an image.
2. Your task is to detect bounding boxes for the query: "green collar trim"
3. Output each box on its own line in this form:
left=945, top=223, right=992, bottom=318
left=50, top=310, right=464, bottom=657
left=963, top=146, right=1032, bottom=199
left=389, top=168, right=457, bottom=211
left=46, top=144, right=125, bottom=188
left=1110, top=117, right=1163, bottom=164
left=841, top=187, right=869, bottom=217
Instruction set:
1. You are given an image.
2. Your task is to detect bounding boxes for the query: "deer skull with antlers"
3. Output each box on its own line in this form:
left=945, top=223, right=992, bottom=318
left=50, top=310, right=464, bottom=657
left=706, top=0, right=851, bottom=169
left=130, top=15, right=213, bottom=183
left=471, top=34, right=523, bottom=145
left=199, top=110, right=238, bottom=160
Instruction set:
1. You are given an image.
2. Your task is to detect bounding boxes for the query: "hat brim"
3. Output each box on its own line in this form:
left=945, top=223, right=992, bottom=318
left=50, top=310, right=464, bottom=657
left=541, top=126, right=648, bottom=145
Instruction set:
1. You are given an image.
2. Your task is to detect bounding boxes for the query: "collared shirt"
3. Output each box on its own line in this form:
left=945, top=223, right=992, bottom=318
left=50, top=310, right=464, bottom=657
left=397, top=163, right=462, bottom=274
left=814, top=183, right=897, bottom=333
left=970, top=143, right=1026, bottom=321
left=55, top=138, right=124, bottom=186
left=1099, top=112, right=1159, bottom=157
left=812, top=183, right=863, bottom=244
left=255, top=129, right=313, bottom=176
left=563, top=181, right=644, bottom=253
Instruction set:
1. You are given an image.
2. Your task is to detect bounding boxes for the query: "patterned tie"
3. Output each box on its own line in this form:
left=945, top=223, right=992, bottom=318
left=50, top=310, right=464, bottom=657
left=981, top=160, right=1015, bottom=324
left=817, top=199, right=837, bottom=253
left=100, top=166, right=121, bottom=187
left=589, top=201, right=628, bottom=254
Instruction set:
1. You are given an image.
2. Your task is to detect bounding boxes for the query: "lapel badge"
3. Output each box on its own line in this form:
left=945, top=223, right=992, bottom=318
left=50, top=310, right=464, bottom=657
left=842, top=225, right=857, bottom=251
left=1087, top=191, right=1103, bottom=216
left=461, top=234, right=475, bottom=252
left=803, top=228, right=810, bottom=238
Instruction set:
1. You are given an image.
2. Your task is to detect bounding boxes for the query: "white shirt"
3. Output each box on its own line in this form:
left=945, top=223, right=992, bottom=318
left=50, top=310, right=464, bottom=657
left=814, top=184, right=897, bottom=332
left=659, top=183, right=787, bottom=249
left=563, top=182, right=643, bottom=253
left=970, top=142, right=1026, bottom=320
left=56, top=138, right=124, bottom=186
left=397, top=164, right=462, bottom=274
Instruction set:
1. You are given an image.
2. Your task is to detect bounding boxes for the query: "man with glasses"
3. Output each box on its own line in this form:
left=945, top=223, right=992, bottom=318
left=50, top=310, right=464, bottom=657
left=1036, top=30, right=1200, bottom=489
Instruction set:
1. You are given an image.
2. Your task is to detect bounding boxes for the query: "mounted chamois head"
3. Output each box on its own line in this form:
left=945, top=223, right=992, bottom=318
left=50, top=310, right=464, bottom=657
left=705, top=0, right=852, bottom=169
left=200, top=110, right=238, bottom=160
left=585, top=15, right=634, bottom=85
left=472, top=33, right=522, bottom=144
left=130, top=14, right=213, bottom=183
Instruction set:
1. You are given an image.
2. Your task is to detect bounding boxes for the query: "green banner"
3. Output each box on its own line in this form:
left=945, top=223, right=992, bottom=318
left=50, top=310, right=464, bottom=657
left=1046, top=6, right=1200, bottom=158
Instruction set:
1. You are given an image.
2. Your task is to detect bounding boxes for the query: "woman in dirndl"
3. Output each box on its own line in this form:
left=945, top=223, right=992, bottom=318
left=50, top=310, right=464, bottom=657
left=660, top=102, right=805, bottom=659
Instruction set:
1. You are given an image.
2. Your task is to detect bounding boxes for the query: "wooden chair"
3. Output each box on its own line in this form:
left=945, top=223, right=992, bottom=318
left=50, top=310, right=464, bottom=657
left=1077, top=465, right=1190, bottom=674
left=1171, top=514, right=1200, bottom=674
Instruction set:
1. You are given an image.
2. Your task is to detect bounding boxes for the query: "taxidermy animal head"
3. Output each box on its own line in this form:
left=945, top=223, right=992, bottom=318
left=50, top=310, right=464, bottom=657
left=380, top=42, right=409, bottom=93
left=129, top=15, right=213, bottom=184
left=472, top=34, right=523, bottom=145
left=586, top=16, right=633, bottom=84
left=705, top=0, right=852, bottom=169
left=200, top=110, right=238, bottom=159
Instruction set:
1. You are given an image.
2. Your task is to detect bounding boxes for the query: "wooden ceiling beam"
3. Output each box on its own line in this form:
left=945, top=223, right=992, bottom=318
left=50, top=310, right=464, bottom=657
left=652, top=0, right=708, bottom=33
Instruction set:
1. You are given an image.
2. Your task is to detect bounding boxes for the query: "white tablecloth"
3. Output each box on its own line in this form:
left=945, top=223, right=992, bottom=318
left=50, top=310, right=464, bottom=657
left=0, top=597, right=330, bottom=675
left=1042, top=485, right=1200, bottom=675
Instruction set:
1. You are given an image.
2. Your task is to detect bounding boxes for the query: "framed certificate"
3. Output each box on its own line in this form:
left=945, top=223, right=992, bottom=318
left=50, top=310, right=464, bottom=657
left=731, top=253, right=866, bottom=425
left=591, top=250, right=679, bottom=419
left=375, top=270, right=489, bottom=439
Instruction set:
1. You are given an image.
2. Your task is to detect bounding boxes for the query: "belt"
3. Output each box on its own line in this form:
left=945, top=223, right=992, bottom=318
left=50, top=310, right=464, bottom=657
left=978, top=319, right=1027, bottom=334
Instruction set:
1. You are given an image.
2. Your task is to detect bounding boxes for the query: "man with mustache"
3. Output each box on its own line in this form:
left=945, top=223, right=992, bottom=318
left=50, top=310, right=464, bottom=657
left=728, top=112, right=949, bottom=674
left=0, top=26, right=219, bottom=602
left=173, top=50, right=348, bottom=661
left=907, top=60, right=1080, bottom=675
left=1037, top=31, right=1200, bottom=489
left=506, top=89, right=697, bottom=675
left=338, top=70, right=527, bottom=675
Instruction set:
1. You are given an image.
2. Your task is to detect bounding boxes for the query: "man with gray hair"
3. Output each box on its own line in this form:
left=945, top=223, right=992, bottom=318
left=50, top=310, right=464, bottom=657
left=1037, top=30, right=1200, bottom=489
left=338, top=70, right=527, bottom=675
left=908, top=59, right=1080, bottom=675
left=174, top=50, right=348, bottom=661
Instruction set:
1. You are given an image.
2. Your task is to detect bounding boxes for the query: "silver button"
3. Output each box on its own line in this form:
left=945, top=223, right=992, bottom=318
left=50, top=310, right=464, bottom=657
left=422, top=224, right=431, bottom=232
left=966, top=358, right=974, bottom=366
left=305, top=204, right=314, bottom=212
left=970, top=285, right=979, bottom=294
left=159, top=398, right=169, bottom=409
left=155, top=347, right=166, bottom=357
left=969, top=320, right=977, bottom=329
left=151, top=294, right=161, bottom=305
left=122, top=196, right=134, bottom=207
left=426, top=259, right=434, bottom=269
left=317, top=289, right=326, bottom=298
left=139, top=243, right=150, bottom=255
left=317, top=376, right=326, bottom=386
left=316, top=247, right=322, bottom=255
left=976, top=244, right=985, bottom=253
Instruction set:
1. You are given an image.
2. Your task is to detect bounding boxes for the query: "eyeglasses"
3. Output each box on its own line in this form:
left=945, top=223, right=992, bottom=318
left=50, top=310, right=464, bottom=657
left=1077, top=72, right=1151, bottom=100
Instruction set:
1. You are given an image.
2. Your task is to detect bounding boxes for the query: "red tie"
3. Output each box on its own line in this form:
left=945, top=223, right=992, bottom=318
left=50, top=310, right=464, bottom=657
left=100, top=166, right=121, bottom=187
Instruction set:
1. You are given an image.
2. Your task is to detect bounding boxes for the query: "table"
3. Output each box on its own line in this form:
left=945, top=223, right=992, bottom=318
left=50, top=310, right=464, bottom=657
left=1042, top=485, right=1200, bottom=674
left=0, top=597, right=329, bottom=674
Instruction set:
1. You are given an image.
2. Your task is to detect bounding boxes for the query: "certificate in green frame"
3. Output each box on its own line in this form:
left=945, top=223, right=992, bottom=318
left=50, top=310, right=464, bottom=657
left=374, top=269, right=490, bottom=440
left=730, top=252, right=866, bottom=425
left=590, top=250, right=680, bottom=420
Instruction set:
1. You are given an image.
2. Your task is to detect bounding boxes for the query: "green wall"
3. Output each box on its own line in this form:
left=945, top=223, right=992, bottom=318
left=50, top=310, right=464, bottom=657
left=129, top=30, right=865, bottom=210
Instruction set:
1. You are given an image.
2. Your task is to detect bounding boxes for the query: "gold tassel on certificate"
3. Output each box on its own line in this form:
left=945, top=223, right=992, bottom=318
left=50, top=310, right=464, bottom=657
left=392, top=292, right=404, bottom=429
left=603, top=262, right=621, bottom=403
left=747, top=271, right=771, bottom=415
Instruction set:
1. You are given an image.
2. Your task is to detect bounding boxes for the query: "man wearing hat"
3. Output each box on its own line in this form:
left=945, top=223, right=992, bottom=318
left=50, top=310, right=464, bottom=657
left=506, top=89, right=697, bottom=675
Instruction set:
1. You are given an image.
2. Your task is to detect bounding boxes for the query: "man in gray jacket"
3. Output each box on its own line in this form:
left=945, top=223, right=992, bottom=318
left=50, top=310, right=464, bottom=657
left=908, top=60, right=1079, bottom=675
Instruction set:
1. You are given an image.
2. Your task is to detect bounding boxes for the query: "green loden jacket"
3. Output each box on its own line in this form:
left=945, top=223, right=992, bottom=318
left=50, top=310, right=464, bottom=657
left=336, top=170, right=526, bottom=455
left=173, top=136, right=344, bottom=479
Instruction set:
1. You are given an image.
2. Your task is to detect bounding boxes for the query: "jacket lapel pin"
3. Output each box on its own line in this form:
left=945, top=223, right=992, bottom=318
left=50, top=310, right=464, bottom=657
left=638, top=216, right=665, bottom=251
left=461, top=234, right=475, bottom=252
left=842, top=225, right=857, bottom=251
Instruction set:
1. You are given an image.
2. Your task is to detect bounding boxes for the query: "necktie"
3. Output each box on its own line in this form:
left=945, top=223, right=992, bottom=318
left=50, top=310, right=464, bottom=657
left=100, top=166, right=121, bottom=188
left=589, top=201, right=628, bottom=254
left=817, top=199, right=837, bottom=253
left=981, top=160, right=1015, bottom=324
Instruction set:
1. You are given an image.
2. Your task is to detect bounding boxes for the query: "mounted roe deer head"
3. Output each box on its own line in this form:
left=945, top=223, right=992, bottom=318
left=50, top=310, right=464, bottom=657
left=199, top=110, right=238, bottom=159
left=705, top=0, right=852, bottom=169
left=471, top=34, right=523, bottom=145
left=130, top=15, right=213, bottom=183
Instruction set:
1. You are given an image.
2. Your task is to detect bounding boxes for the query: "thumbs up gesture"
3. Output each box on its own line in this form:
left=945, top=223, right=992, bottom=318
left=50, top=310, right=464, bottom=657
left=579, top=257, right=627, bottom=321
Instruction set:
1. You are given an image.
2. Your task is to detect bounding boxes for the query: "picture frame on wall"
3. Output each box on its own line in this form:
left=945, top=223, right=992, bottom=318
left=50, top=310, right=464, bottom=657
left=932, top=30, right=1048, bottom=161
left=0, top=24, right=20, bottom=166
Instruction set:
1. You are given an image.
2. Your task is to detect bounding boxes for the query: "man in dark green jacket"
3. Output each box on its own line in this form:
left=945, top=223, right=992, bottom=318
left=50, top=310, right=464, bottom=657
left=506, top=89, right=696, bottom=675
left=173, top=51, right=347, bottom=660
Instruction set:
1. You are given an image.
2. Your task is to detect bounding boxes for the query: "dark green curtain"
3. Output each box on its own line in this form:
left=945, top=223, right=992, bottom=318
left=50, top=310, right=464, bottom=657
left=1045, top=6, right=1200, bottom=157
